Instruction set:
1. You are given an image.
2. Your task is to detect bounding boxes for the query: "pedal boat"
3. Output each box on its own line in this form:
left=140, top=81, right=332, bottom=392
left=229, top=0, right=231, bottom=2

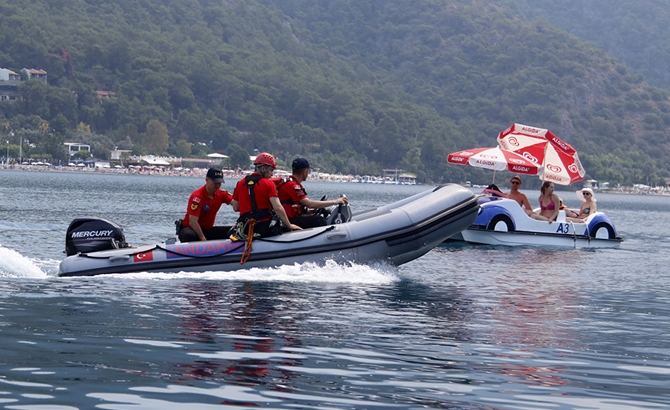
left=458, top=196, right=622, bottom=248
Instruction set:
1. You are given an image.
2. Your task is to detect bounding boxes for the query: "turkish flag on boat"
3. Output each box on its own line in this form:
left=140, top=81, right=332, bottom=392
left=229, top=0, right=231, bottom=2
left=133, top=251, right=153, bottom=262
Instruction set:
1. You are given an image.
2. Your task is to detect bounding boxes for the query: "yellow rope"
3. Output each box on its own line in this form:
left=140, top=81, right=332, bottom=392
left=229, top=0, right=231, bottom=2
left=240, top=219, right=256, bottom=264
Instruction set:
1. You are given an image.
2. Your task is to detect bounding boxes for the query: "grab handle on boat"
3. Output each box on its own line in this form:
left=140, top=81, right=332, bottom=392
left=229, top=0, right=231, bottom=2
left=326, top=233, right=347, bottom=241
left=109, top=255, right=131, bottom=262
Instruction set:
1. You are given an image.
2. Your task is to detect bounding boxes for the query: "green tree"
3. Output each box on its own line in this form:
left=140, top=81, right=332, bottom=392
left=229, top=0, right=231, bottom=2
left=228, top=143, right=250, bottom=170
left=143, top=119, right=169, bottom=155
left=401, top=147, right=426, bottom=181
left=42, top=132, right=67, bottom=162
left=174, top=140, right=192, bottom=157
left=73, top=149, right=91, bottom=160
left=76, top=122, right=92, bottom=135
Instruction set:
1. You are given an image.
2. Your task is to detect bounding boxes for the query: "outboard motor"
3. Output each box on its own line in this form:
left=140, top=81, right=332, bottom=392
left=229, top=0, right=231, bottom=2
left=65, top=217, right=128, bottom=256
left=325, top=195, right=352, bottom=225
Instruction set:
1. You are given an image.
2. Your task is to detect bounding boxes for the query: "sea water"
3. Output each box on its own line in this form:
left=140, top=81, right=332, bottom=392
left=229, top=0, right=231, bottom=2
left=1, top=170, right=670, bottom=409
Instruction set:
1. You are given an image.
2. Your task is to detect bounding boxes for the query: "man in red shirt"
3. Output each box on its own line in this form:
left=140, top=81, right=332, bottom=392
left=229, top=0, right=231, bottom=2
left=278, top=158, right=349, bottom=228
left=178, top=167, right=233, bottom=242
left=231, top=152, right=301, bottom=238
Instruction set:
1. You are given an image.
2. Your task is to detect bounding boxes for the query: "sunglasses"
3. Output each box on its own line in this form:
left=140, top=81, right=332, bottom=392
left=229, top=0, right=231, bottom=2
left=583, top=192, right=591, bottom=196
left=511, top=181, right=520, bottom=185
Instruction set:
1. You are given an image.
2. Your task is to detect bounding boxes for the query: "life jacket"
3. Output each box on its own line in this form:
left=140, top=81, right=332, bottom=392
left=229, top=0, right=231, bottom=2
left=238, top=174, right=274, bottom=222
left=278, top=176, right=308, bottom=217
left=270, top=176, right=286, bottom=190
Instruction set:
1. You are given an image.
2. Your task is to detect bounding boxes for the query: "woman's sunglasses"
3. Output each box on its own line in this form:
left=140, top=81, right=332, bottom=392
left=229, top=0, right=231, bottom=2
left=511, top=181, right=520, bottom=185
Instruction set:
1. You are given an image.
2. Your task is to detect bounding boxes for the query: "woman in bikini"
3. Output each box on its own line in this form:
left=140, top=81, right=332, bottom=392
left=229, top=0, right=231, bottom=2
left=537, top=181, right=560, bottom=222
left=567, top=187, right=597, bottom=222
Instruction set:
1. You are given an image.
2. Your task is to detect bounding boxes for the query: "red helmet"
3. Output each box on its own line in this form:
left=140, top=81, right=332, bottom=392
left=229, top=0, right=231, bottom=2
left=254, top=152, right=276, bottom=168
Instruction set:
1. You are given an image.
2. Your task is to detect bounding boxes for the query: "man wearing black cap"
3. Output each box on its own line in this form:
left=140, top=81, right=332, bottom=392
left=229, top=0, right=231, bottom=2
left=178, top=167, right=233, bottom=242
left=278, top=158, right=349, bottom=229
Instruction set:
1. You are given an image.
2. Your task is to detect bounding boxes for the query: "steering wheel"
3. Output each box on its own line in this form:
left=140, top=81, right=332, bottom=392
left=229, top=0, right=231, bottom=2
left=315, top=195, right=329, bottom=217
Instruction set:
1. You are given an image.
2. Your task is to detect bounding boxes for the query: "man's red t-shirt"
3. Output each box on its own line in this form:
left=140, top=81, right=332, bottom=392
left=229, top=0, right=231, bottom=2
left=232, top=174, right=278, bottom=217
left=278, top=177, right=307, bottom=219
left=182, top=186, right=233, bottom=230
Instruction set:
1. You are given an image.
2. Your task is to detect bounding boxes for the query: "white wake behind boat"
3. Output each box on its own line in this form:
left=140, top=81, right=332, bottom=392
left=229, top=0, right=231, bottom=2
left=58, top=184, right=479, bottom=277
left=457, top=197, right=622, bottom=248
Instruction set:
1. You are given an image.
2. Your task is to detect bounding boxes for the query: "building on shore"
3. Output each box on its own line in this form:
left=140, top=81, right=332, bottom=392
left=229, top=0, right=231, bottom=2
left=0, top=68, right=23, bottom=102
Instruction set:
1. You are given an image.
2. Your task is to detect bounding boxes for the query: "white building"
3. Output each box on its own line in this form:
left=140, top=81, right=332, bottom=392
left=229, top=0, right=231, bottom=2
left=64, top=142, right=91, bottom=157
left=0, top=68, right=20, bottom=82
left=0, top=68, right=23, bottom=102
left=21, top=68, right=47, bottom=83
left=110, top=149, right=132, bottom=160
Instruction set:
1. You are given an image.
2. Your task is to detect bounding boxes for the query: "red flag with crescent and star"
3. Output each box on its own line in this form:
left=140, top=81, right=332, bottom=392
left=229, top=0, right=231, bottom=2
left=133, top=252, right=153, bottom=262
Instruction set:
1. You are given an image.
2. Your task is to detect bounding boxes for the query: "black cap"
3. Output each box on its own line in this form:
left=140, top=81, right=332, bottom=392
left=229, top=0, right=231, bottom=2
left=206, top=167, right=224, bottom=183
left=292, top=157, right=310, bottom=171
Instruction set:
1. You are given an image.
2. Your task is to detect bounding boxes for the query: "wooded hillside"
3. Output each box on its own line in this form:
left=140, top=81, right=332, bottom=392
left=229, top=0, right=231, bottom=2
left=513, top=0, right=670, bottom=90
left=0, top=0, right=668, bottom=186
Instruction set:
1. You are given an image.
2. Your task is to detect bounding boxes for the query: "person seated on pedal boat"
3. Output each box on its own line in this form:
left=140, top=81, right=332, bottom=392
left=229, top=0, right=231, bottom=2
left=482, top=183, right=506, bottom=198
left=567, top=188, right=597, bottom=223
left=505, top=175, right=545, bottom=221
left=537, top=181, right=559, bottom=223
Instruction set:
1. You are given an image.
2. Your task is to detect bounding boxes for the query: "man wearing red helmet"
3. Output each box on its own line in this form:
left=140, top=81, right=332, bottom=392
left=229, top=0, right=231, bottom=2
left=231, top=152, right=301, bottom=237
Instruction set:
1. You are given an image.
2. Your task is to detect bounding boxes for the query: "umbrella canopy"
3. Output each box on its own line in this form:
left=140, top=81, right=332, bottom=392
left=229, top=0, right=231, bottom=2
left=447, top=147, right=540, bottom=175
left=497, top=123, right=585, bottom=185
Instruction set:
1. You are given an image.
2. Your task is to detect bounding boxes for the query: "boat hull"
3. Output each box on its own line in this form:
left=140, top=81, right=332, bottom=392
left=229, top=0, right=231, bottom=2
left=59, top=184, right=479, bottom=277
left=460, top=197, right=622, bottom=248
left=461, top=229, right=621, bottom=248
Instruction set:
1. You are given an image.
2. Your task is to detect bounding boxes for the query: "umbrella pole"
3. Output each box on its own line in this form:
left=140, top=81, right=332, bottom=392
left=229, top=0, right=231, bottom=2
left=492, top=170, right=496, bottom=184
left=543, top=142, right=549, bottom=180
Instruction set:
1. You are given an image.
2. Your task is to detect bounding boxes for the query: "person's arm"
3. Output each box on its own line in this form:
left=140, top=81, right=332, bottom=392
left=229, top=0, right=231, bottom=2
left=577, top=202, right=596, bottom=218
left=270, top=197, right=302, bottom=231
left=547, top=194, right=560, bottom=222
left=521, top=195, right=534, bottom=212
left=299, top=196, right=348, bottom=209
left=231, top=199, right=239, bottom=212
left=188, top=215, right=207, bottom=241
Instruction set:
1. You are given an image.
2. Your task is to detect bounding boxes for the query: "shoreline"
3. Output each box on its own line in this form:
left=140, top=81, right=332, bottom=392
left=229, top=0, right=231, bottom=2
left=2, top=164, right=668, bottom=194
left=0, top=164, right=419, bottom=185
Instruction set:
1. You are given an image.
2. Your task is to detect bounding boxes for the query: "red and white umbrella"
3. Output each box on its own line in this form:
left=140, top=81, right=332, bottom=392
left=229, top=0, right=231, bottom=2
left=497, top=123, right=585, bottom=185
left=447, top=147, right=540, bottom=175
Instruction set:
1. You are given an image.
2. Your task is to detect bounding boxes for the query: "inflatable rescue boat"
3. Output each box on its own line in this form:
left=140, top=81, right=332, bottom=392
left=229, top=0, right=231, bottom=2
left=58, top=184, right=479, bottom=277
